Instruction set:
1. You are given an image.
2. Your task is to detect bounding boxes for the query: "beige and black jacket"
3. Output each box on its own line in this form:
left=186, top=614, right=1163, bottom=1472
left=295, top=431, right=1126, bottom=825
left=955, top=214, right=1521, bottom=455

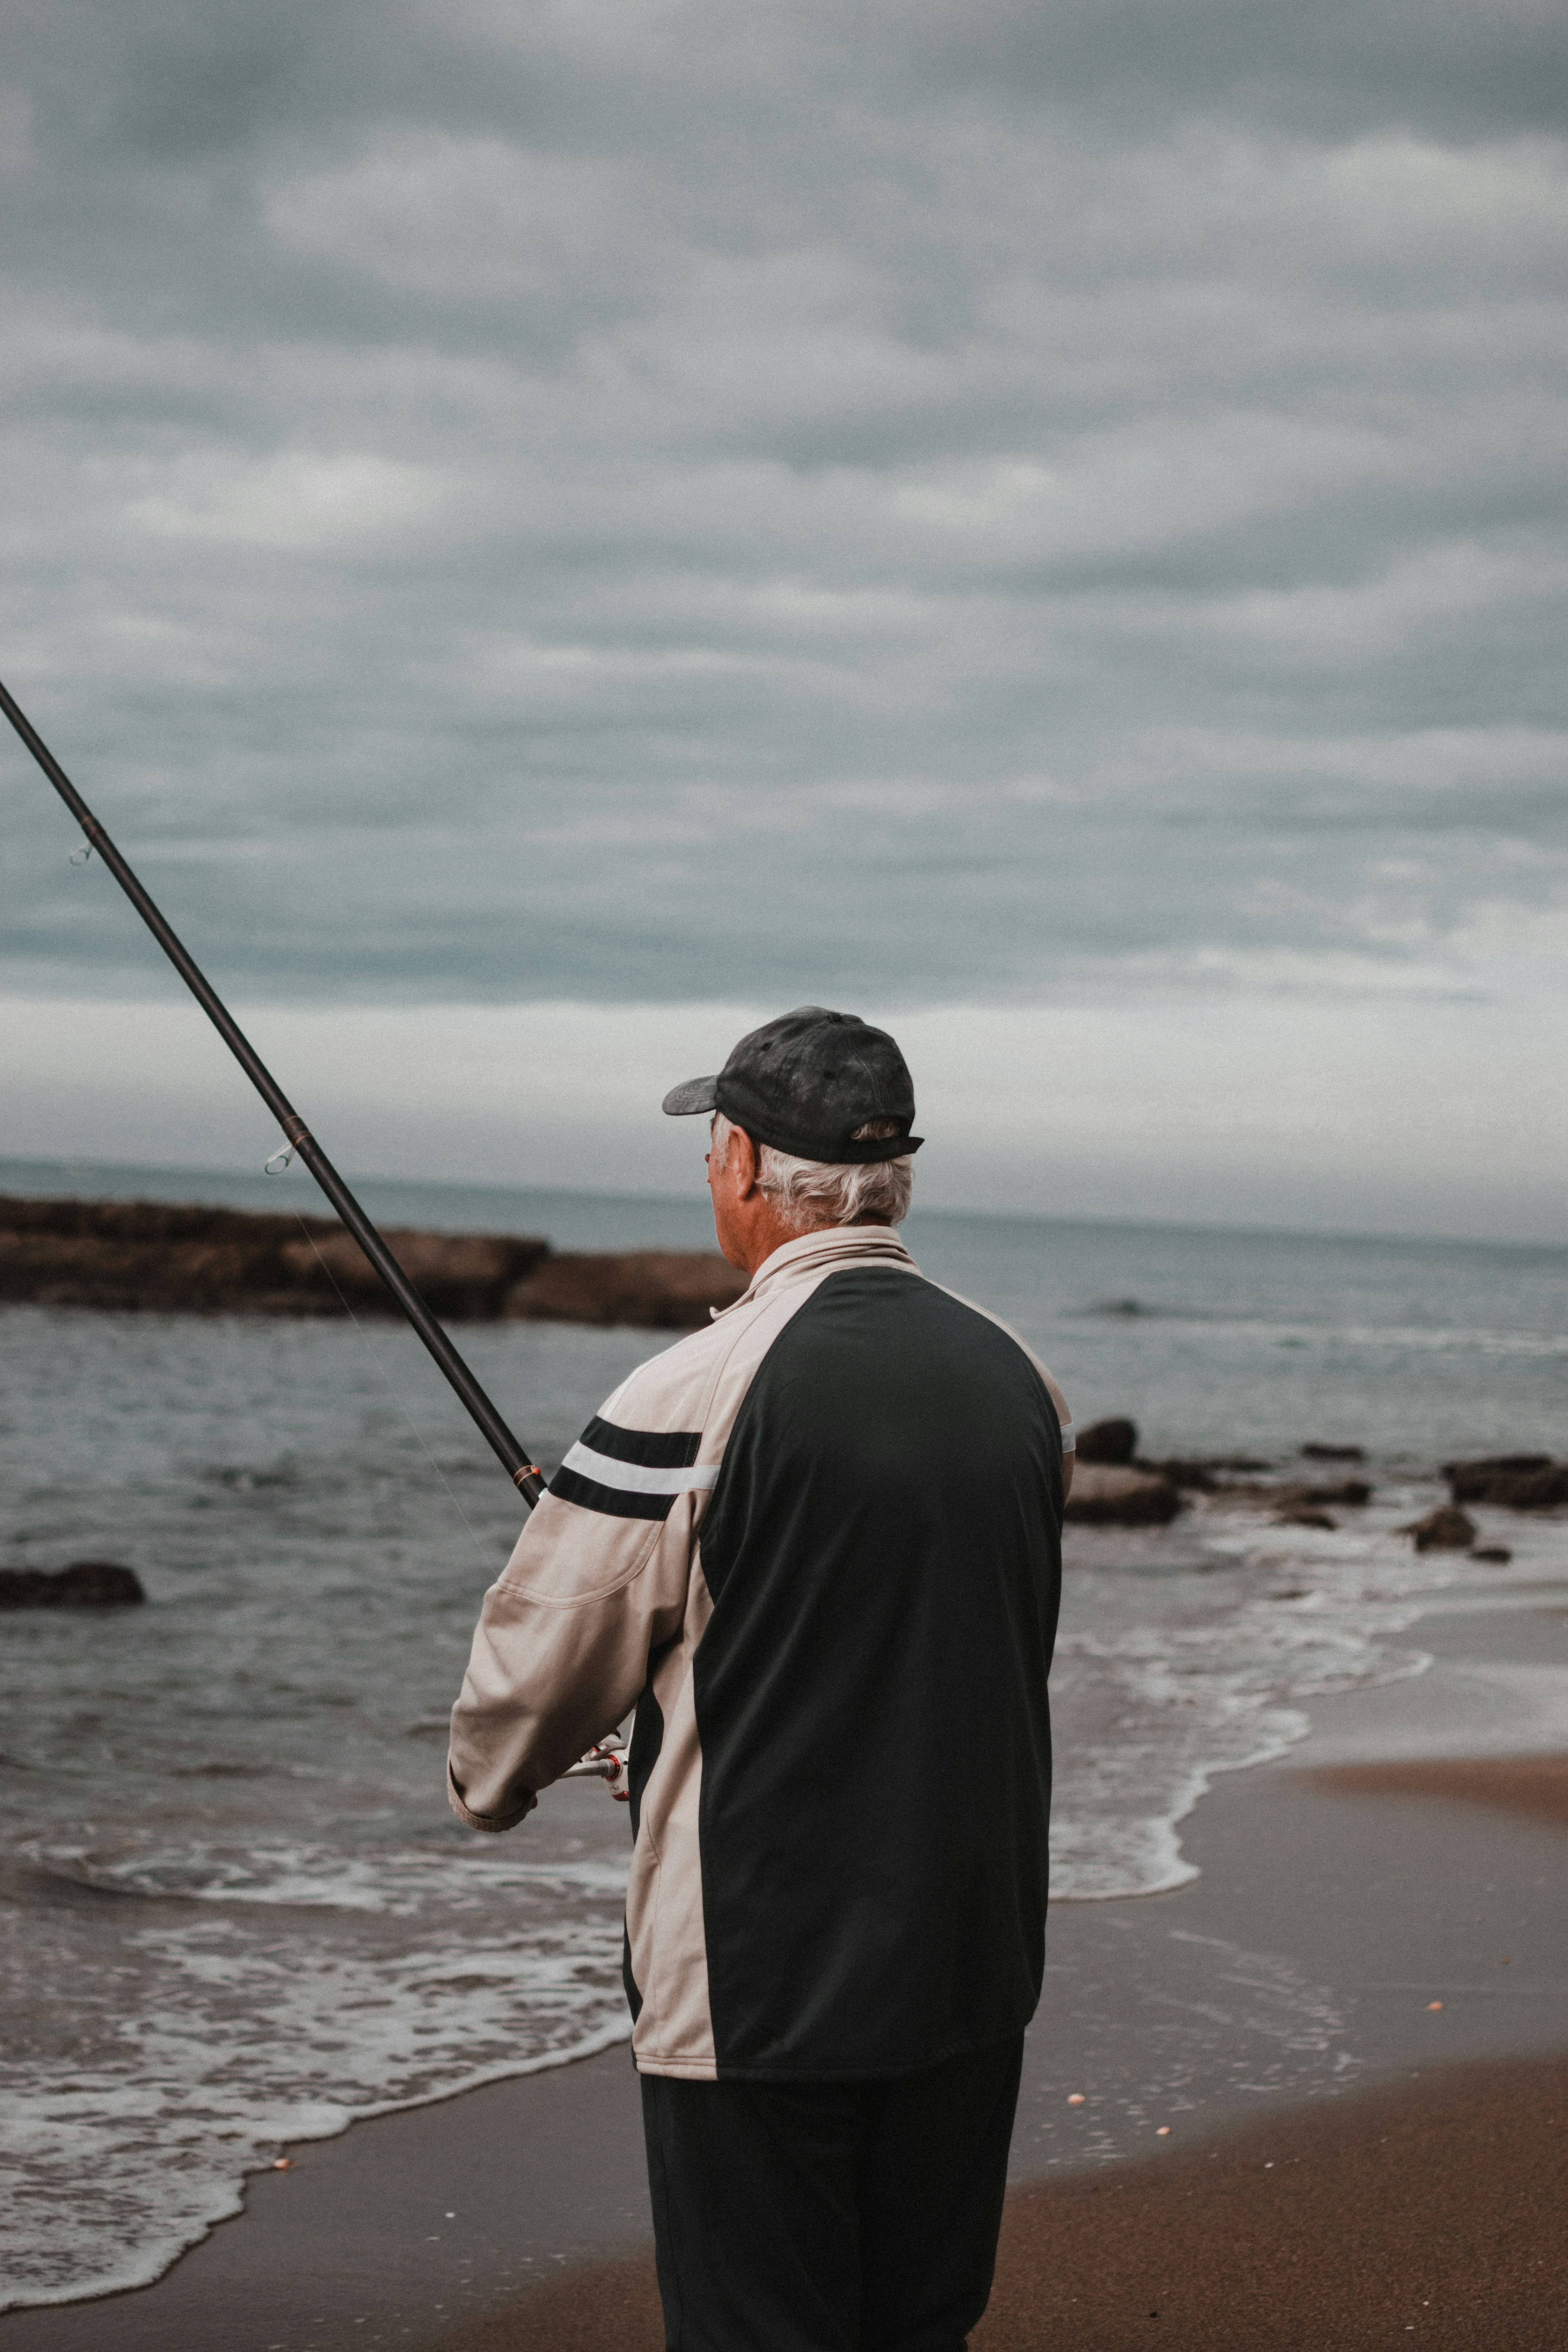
left=448, top=1225, right=1069, bottom=2081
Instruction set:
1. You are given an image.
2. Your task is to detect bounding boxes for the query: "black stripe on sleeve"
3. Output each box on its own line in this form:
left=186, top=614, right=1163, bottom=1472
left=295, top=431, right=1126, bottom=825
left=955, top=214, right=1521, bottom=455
left=549, top=1466, right=676, bottom=1522
left=580, top=1416, right=702, bottom=1470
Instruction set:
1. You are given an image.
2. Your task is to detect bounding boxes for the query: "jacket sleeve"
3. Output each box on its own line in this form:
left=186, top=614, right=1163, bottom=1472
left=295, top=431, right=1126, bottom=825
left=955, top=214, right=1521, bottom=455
left=446, top=1400, right=709, bottom=1832
left=932, top=1283, right=1074, bottom=1499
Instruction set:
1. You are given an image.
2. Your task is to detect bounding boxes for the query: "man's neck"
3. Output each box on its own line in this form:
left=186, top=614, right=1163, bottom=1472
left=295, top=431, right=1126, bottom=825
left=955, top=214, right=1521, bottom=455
left=736, top=1215, right=890, bottom=1280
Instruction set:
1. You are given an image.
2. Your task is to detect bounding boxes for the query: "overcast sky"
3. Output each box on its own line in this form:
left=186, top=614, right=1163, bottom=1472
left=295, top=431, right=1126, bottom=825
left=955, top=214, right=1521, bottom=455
left=2, top=0, right=1565, bottom=1237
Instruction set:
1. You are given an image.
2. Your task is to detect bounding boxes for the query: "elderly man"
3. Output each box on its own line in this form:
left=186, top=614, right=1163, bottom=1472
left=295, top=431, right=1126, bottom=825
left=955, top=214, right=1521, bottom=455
left=448, top=1006, right=1073, bottom=2352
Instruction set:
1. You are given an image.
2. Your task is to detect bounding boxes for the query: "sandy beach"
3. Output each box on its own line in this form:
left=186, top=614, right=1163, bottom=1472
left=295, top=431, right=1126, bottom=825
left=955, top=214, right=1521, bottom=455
left=436, top=2054, right=1568, bottom=2352
left=4, top=1588, right=1564, bottom=2352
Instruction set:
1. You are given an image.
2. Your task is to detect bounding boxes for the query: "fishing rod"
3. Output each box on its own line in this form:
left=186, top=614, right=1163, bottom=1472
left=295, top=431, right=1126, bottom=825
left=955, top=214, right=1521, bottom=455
left=1, top=676, right=546, bottom=1510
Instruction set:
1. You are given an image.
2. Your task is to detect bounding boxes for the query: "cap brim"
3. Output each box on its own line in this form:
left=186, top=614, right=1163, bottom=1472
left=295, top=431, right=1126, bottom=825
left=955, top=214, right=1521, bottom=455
left=662, top=1075, right=720, bottom=1116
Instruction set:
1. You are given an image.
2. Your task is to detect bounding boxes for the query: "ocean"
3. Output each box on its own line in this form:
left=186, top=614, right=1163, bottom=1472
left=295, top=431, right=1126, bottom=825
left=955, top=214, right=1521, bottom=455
left=3, top=1156, right=1567, bottom=2312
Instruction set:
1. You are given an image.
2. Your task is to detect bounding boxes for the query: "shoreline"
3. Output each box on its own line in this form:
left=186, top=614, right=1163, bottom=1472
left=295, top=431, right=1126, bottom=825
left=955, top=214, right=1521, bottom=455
left=5, top=1691, right=1564, bottom=2349
left=3, top=1585, right=1564, bottom=2348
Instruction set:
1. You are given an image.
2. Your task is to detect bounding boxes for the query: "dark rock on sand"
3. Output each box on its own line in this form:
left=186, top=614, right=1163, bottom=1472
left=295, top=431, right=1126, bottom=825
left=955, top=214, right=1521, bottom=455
left=0, top=1560, right=145, bottom=1607
left=1301, top=1442, right=1365, bottom=1461
left=1443, top=1455, right=1568, bottom=1510
left=1064, top=1467, right=1184, bottom=1526
left=1073, top=1417, right=1138, bottom=1465
left=1401, top=1504, right=1478, bottom=1552
left=1472, top=1545, right=1513, bottom=1564
left=506, top=1250, right=745, bottom=1330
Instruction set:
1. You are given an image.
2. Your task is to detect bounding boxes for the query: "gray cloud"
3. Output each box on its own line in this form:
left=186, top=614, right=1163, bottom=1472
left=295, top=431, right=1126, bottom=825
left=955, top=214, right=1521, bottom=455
left=1, top=0, right=1565, bottom=1017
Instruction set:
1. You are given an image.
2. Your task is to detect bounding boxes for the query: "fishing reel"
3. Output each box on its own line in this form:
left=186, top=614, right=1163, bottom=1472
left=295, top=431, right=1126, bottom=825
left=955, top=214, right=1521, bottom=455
left=562, top=1734, right=631, bottom=1800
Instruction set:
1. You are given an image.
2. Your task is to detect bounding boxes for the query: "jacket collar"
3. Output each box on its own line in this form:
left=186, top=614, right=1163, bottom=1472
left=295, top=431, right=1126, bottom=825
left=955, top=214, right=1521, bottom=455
left=715, top=1225, right=918, bottom=1318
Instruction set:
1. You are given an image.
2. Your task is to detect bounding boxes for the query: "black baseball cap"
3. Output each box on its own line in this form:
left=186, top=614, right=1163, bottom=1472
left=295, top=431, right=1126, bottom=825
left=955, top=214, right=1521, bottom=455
left=662, top=1006, right=923, bottom=1165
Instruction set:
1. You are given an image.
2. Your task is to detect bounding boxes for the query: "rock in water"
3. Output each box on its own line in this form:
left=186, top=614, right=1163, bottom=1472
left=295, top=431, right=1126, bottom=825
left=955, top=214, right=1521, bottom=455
left=1141, top=1457, right=1220, bottom=1490
left=1443, top=1457, right=1568, bottom=1510
left=1064, top=1467, right=1183, bottom=1526
left=1074, top=1417, right=1138, bottom=1465
left=1400, top=1506, right=1477, bottom=1553
left=1141, top=1454, right=1276, bottom=1490
left=279, top=1227, right=549, bottom=1319
left=0, top=1194, right=549, bottom=1318
left=0, top=1193, right=750, bottom=1326
left=1443, top=1452, right=1551, bottom=1480
left=506, top=1250, right=745, bottom=1330
left=0, top=1560, right=146, bottom=1608
left=1287, top=1477, right=1372, bottom=1508
left=1221, top=1478, right=1373, bottom=1510
left=1301, top=1442, right=1366, bottom=1461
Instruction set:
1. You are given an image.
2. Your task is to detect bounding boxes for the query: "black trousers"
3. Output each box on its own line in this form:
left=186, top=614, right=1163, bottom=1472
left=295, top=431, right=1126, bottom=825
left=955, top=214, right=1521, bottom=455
left=640, top=2035, right=1024, bottom=2352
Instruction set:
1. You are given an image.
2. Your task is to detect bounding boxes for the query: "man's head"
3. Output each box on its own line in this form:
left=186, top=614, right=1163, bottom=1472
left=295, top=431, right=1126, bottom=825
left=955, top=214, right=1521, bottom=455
left=663, top=1006, right=921, bottom=1274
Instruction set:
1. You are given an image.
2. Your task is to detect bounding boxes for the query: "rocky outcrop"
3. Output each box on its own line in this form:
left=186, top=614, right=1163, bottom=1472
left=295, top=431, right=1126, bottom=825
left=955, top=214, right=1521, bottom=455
left=1443, top=1456, right=1568, bottom=1510
left=1074, top=1417, right=1138, bottom=1465
left=1401, top=1505, right=1478, bottom=1553
left=278, top=1227, right=549, bottom=1319
left=1064, top=1466, right=1184, bottom=1526
left=0, top=1195, right=548, bottom=1318
left=0, top=1196, right=741, bottom=1329
left=506, top=1251, right=745, bottom=1329
left=0, top=1560, right=145, bottom=1607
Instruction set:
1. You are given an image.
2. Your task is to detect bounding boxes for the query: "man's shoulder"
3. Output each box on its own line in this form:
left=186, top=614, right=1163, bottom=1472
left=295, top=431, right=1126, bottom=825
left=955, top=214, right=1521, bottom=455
left=595, top=1286, right=782, bottom=1436
left=807, top=1259, right=1050, bottom=1369
left=926, top=1279, right=1070, bottom=1440
left=920, top=1277, right=1057, bottom=1380
left=788, top=1262, right=1069, bottom=1439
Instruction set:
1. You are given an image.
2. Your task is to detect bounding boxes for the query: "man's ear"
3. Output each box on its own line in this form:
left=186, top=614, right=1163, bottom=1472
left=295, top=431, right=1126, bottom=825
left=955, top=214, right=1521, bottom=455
left=730, top=1125, right=762, bottom=1199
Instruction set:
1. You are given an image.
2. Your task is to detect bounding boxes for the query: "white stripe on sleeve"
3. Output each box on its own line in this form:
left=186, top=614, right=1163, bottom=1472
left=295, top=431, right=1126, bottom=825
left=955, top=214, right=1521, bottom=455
left=559, top=1441, right=721, bottom=1497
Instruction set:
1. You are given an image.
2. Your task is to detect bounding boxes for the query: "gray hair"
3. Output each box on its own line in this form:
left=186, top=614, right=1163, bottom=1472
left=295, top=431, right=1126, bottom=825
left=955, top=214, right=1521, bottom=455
left=712, top=1112, right=914, bottom=1231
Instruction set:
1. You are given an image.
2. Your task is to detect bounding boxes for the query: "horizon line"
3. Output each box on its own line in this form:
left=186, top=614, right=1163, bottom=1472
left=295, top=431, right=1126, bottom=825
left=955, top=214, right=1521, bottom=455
left=3, top=1151, right=1564, bottom=1261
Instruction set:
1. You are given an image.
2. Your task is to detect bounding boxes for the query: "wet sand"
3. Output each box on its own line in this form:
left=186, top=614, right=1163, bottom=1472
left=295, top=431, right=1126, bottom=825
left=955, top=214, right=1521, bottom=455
left=1303, top=1751, right=1568, bottom=1829
left=976, top=2052, right=1568, bottom=2350
left=4, top=1602, right=1564, bottom=2352
left=432, top=2054, right=1568, bottom=2351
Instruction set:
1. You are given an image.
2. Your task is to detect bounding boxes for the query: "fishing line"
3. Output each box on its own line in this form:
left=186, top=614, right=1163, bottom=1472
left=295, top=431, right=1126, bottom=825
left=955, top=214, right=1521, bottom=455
left=279, top=1197, right=506, bottom=1575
